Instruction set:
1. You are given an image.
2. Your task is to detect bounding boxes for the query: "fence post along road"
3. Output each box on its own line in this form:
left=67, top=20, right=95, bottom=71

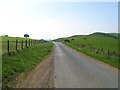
left=4, top=39, right=41, bottom=55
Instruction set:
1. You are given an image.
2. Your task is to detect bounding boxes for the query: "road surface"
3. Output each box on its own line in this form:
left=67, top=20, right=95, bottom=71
left=54, top=42, right=118, bottom=88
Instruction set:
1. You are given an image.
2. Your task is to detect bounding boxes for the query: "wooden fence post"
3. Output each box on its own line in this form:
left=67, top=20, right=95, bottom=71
left=16, top=39, right=18, bottom=51
left=108, top=50, right=110, bottom=55
left=21, top=40, right=23, bottom=49
left=32, top=40, right=33, bottom=46
left=7, top=40, right=10, bottom=55
left=34, top=40, right=35, bottom=45
left=26, top=40, right=27, bottom=48
left=29, top=40, right=30, bottom=47
left=31, top=40, right=32, bottom=46
left=108, top=50, right=111, bottom=55
left=32, top=40, right=33, bottom=45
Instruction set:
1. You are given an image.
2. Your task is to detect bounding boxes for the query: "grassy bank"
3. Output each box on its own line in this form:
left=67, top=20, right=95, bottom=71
left=1, top=36, right=32, bottom=55
left=1, top=36, right=31, bottom=42
left=2, top=42, right=53, bottom=88
left=55, top=32, right=119, bottom=69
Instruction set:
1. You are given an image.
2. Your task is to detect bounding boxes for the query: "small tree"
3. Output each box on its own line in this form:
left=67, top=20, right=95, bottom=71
left=24, top=34, right=29, bottom=38
left=2, top=34, right=8, bottom=37
left=5, top=35, right=8, bottom=37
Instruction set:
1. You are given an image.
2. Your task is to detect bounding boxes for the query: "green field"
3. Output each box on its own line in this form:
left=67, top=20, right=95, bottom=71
left=1, top=36, right=32, bottom=41
left=55, top=32, right=119, bottom=69
left=1, top=36, right=38, bottom=55
left=2, top=36, right=54, bottom=88
left=2, top=42, right=53, bottom=88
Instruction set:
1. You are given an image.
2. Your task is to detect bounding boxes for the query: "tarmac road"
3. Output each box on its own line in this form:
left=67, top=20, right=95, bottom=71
left=54, top=42, right=118, bottom=88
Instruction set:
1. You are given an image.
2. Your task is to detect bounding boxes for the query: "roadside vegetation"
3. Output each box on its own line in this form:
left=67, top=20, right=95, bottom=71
left=55, top=32, right=119, bottom=69
left=2, top=36, right=54, bottom=88
left=1, top=36, right=31, bottom=42
left=1, top=36, right=32, bottom=55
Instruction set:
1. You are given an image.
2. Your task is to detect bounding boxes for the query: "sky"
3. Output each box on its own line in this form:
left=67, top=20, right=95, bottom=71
left=0, top=0, right=118, bottom=40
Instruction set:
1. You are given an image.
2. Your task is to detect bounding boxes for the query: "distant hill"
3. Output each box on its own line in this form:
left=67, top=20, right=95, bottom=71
left=0, top=36, right=31, bottom=42
left=89, top=32, right=119, bottom=39
left=107, top=33, right=120, bottom=38
left=54, top=32, right=118, bottom=52
left=54, top=32, right=119, bottom=68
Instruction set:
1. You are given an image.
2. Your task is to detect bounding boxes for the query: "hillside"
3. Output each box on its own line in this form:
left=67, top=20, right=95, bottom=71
left=1, top=36, right=31, bottom=42
left=90, top=32, right=119, bottom=38
left=2, top=36, right=54, bottom=88
left=107, top=33, right=120, bottom=38
left=54, top=32, right=119, bottom=68
left=1, top=36, right=48, bottom=55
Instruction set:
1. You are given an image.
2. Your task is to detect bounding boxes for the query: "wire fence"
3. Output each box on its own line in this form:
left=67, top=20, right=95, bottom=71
left=2, top=39, right=41, bottom=55
left=76, top=44, right=120, bottom=57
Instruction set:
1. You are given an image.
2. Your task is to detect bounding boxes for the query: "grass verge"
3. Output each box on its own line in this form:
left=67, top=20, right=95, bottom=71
left=2, top=42, right=53, bottom=88
left=63, top=42, right=119, bottom=69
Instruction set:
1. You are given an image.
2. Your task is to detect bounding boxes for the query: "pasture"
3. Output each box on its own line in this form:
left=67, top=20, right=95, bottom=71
left=55, top=32, right=119, bottom=68
left=1, top=36, right=40, bottom=55
left=2, top=36, right=54, bottom=88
